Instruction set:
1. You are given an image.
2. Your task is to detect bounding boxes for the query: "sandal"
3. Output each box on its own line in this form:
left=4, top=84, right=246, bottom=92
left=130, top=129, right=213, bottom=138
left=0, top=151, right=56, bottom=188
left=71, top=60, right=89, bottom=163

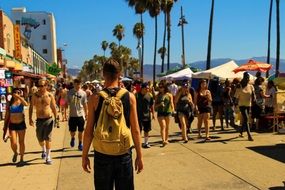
left=205, top=137, right=211, bottom=141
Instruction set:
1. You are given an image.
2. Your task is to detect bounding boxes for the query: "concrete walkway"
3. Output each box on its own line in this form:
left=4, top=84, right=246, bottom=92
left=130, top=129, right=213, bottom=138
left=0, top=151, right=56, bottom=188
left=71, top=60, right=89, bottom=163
left=1, top=111, right=285, bottom=190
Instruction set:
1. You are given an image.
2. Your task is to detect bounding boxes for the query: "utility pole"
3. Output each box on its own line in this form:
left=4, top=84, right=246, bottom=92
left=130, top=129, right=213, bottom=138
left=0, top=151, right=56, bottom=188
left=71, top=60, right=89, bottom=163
left=178, top=6, right=188, bottom=68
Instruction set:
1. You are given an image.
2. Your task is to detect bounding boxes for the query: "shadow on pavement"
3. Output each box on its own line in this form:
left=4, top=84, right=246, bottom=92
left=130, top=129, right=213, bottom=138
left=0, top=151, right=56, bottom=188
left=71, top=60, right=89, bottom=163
left=195, top=136, right=238, bottom=144
left=269, top=181, right=285, bottom=190
left=52, top=153, right=93, bottom=160
left=247, top=144, right=285, bottom=164
left=25, top=148, right=68, bottom=155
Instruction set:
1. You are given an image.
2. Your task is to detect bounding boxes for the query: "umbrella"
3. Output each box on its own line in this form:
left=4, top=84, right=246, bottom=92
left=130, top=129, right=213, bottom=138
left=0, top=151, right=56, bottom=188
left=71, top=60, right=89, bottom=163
left=121, top=77, right=132, bottom=82
left=233, top=59, right=272, bottom=73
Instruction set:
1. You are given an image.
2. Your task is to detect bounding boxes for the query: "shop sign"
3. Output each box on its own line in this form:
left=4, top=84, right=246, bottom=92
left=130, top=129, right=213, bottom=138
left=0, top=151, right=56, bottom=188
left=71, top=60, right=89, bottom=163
left=46, top=63, right=61, bottom=76
left=14, top=24, right=22, bottom=60
left=0, top=70, right=5, bottom=79
left=5, top=71, right=12, bottom=78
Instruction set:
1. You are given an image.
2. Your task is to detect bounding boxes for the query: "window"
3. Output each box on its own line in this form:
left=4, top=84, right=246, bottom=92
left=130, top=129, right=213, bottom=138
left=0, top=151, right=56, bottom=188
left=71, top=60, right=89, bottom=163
left=42, top=19, right=46, bottom=25
left=42, top=35, right=47, bottom=40
left=16, top=20, right=20, bottom=25
left=43, top=49, right=48, bottom=54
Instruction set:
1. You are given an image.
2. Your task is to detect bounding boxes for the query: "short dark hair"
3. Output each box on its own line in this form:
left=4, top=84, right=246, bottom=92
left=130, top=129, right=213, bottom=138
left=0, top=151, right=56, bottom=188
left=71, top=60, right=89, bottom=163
left=103, top=58, right=122, bottom=81
left=74, top=78, right=81, bottom=84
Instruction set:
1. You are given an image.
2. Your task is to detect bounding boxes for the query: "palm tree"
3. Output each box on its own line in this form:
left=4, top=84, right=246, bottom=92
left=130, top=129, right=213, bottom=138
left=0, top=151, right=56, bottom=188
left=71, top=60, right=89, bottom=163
left=275, top=0, right=280, bottom=76
left=109, top=42, right=118, bottom=52
left=158, top=47, right=167, bottom=73
left=148, top=0, right=161, bottom=84
left=101, top=40, right=108, bottom=56
left=133, top=22, right=145, bottom=77
left=206, top=0, right=215, bottom=70
left=160, top=0, right=167, bottom=73
left=165, top=0, right=177, bottom=71
left=128, top=57, right=140, bottom=77
left=126, top=0, right=147, bottom=80
left=266, top=0, right=273, bottom=77
left=112, top=24, right=125, bottom=46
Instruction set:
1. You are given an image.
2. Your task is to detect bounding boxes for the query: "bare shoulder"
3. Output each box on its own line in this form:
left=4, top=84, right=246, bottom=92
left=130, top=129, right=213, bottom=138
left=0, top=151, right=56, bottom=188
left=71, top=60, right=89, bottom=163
left=129, top=92, right=136, bottom=103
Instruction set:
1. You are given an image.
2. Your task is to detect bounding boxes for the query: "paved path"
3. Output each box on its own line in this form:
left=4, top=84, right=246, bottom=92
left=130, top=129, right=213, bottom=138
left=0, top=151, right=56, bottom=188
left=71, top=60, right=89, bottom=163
left=1, top=110, right=285, bottom=190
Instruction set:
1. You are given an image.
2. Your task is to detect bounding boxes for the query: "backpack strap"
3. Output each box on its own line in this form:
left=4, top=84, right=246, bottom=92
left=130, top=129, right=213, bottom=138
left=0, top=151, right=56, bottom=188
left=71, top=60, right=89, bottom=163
left=98, top=90, right=109, bottom=99
left=116, top=88, right=128, bottom=99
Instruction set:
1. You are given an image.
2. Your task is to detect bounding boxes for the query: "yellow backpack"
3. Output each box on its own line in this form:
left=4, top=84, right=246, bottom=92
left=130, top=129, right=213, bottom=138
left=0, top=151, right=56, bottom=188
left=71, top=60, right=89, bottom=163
left=93, top=88, right=133, bottom=155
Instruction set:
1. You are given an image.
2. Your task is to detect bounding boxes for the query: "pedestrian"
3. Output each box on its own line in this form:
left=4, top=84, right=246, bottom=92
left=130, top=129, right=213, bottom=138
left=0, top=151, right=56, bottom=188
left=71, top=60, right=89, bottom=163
left=4, top=88, right=28, bottom=166
left=67, top=79, right=88, bottom=151
left=154, top=81, right=174, bottom=147
left=136, top=82, right=155, bottom=148
left=235, top=72, right=254, bottom=141
left=196, top=79, right=212, bottom=140
left=82, top=58, right=143, bottom=190
left=222, top=79, right=235, bottom=128
left=59, top=83, right=68, bottom=122
left=175, top=82, right=194, bottom=143
left=29, top=79, right=58, bottom=164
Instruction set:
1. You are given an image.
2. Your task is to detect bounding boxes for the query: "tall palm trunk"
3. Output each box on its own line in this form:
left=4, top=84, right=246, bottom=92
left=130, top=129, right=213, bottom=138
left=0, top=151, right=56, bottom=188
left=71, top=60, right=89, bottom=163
left=161, top=12, right=167, bottom=73
left=275, top=0, right=280, bottom=76
left=266, top=0, right=273, bottom=77
left=167, top=11, right=171, bottom=71
left=140, top=14, right=145, bottom=80
left=153, top=16, right=158, bottom=84
left=206, top=0, right=215, bottom=70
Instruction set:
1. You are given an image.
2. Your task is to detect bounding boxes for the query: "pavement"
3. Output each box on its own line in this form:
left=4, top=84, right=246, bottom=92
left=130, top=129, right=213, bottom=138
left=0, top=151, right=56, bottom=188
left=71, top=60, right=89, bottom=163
left=0, top=109, right=285, bottom=190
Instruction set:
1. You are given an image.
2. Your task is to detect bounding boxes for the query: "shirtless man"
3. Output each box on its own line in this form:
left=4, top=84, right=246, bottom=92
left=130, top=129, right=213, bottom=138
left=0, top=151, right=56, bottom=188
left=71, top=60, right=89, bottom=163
left=29, top=79, right=57, bottom=164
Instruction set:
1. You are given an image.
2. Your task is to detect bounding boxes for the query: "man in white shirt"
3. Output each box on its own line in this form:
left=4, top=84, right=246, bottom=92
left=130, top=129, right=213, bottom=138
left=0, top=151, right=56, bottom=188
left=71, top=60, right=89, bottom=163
left=168, top=81, right=178, bottom=99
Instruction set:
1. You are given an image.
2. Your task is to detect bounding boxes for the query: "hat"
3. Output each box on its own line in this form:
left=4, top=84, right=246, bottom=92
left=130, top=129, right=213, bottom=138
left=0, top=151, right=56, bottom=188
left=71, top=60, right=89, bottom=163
left=141, top=82, right=149, bottom=89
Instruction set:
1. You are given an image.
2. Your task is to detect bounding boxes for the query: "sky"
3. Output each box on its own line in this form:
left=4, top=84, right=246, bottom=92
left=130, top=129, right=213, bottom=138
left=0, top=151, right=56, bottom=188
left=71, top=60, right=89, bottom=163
left=0, top=0, right=284, bottom=70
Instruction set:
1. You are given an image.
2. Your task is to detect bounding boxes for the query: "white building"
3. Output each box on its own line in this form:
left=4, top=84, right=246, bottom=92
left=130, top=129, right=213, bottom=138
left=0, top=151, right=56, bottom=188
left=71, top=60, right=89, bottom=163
left=11, top=7, right=57, bottom=64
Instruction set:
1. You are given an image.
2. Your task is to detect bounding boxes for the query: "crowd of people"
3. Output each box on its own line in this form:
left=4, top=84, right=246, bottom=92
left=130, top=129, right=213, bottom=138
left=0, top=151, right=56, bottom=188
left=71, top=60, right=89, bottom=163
left=2, top=58, right=279, bottom=189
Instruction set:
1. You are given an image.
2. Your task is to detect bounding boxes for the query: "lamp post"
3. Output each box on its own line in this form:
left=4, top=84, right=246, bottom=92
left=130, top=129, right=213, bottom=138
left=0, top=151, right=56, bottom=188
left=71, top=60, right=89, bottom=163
left=178, top=6, right=188, bottom=68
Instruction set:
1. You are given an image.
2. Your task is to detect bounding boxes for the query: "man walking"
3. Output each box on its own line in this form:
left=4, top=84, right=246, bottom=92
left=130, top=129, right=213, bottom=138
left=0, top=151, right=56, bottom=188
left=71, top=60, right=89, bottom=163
left=82, top=58, right=143, bottom=189
left=136, top=82, right=155, bottom=148
left=67, top=79, right=88, bottom=151
left=29, top=79, right=57, bottom=164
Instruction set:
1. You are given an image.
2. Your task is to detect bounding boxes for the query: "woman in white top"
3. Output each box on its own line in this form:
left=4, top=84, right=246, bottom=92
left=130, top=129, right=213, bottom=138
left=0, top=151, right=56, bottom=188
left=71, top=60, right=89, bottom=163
left=265, top=80, right=277, bottom=114
left=235, top=72, right=254, bottom=141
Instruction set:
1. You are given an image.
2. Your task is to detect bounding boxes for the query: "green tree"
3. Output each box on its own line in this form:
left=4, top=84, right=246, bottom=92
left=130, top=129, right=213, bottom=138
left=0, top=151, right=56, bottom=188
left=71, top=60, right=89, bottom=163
left=206, top=0, right=215, bottom=70
left=101, top=40, right=109, bottom=56
left=128, top=57, right=140, bottom=77
left=112, top=24, right=125, bottom=46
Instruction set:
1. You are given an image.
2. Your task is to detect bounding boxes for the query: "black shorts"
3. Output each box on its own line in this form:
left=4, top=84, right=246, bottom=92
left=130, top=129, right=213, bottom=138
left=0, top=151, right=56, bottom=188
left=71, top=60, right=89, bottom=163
left=251, top=104, right=263, bottom=119
left=69, top=117, right=85, bottom=132
left=9, top=121, right=26, bottom=131
left=139, top=120, right=151, bottom=133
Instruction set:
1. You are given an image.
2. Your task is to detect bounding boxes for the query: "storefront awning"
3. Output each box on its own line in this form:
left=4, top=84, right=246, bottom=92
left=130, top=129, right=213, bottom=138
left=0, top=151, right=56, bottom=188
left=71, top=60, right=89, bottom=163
left=12, top=71, right=42, bottom=79
left=0, top=48, right=6, bottom=56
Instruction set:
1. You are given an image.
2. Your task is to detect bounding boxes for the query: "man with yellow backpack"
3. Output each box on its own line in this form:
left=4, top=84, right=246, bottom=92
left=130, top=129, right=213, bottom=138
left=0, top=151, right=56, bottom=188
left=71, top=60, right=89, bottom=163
left=82, top=59, right=143, bottom=190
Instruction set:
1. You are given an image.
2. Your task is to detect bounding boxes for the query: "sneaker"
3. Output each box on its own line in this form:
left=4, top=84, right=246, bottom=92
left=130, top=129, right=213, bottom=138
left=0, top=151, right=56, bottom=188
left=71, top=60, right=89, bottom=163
left=12, top=153, right=18, bottom=163
left=70, top=138, right=75, bottom=147
left=41, top=152, right=47, bottom=159
left=17, top=160, right=25, bottom=167
left=142, top=143, right=151, bottom=149
left=46, top=157, right=52, bottom=165
left=78, top=143, right=83, bottom=151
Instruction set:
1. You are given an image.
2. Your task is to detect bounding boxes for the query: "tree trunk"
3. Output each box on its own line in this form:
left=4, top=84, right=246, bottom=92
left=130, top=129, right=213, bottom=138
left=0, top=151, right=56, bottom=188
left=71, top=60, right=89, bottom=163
left=206, top=0, right=215, bottom=70
left=167, top=11, right=171, bottom=71
left=275, top=0, right=280, bottom=76
left=140, top=14, right=144, bottom=80
left=161, top=12, right=167, bottom=73
left=266, top=0, right=273, bottom=77
left=153, top=16, right=158, bottom=84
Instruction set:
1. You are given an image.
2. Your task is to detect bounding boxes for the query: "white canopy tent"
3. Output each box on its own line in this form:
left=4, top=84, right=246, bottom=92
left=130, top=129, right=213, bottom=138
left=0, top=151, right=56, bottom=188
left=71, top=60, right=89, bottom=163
left=192, top=60, right=255, bottom=80
left=160, top=67, right=193, bottom=80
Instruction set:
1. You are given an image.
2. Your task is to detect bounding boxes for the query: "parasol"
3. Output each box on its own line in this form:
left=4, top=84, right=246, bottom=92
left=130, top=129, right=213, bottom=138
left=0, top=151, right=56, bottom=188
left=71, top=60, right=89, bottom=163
left=233, top=59, right=272, bottom=73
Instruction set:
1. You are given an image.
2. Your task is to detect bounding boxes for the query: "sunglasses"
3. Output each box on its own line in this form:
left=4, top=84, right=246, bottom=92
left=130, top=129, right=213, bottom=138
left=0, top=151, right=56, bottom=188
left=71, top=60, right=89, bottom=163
left=13, top=91, right=20, bottom=94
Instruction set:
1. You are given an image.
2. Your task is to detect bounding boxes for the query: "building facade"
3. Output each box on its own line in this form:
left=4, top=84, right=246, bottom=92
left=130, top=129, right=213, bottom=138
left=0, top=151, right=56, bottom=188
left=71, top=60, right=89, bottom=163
left=11, top=7, right=57, bottom=64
